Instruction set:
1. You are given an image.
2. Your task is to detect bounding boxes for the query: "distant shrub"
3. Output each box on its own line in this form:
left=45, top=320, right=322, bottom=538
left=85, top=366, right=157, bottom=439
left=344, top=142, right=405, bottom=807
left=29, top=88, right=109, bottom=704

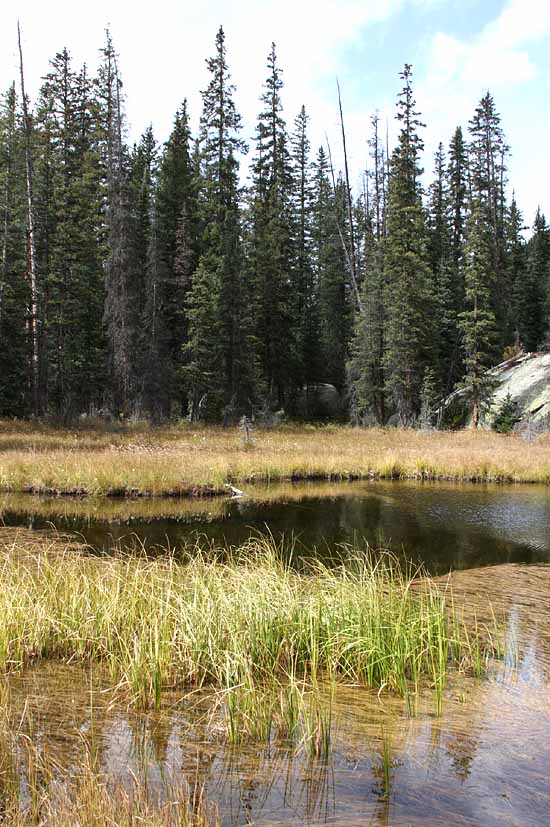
left=492, top=393, right=520, bottom=433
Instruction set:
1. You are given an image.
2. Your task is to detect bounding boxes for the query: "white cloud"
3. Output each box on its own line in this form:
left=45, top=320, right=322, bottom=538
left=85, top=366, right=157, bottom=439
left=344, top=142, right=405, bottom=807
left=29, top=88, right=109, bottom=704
left=1, top=0, right=404, bottom=142
left=2, top=0, right=548, bottom=223
left=415, top=0, right=550, bottom=224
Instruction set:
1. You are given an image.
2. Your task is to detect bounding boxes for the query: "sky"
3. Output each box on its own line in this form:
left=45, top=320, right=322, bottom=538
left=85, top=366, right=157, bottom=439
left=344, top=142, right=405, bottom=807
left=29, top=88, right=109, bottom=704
left=2, top=0, right=550, bottom=227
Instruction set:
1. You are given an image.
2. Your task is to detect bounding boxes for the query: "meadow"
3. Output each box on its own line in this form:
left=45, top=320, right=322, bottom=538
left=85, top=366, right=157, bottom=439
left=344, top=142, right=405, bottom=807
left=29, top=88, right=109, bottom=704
left=0, top=420, right=549, bottom=497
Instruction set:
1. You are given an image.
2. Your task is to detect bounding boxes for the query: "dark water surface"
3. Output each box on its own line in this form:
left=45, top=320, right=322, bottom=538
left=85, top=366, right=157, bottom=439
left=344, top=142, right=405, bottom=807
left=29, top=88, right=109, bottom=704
left=2, top=479, right=550, bottom=573
left=3, top=481, right=550, bottom=825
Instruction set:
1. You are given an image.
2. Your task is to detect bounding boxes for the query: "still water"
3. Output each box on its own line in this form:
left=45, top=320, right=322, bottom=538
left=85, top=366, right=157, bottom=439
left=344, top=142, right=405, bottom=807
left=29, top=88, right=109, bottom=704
left=2, top=481, right=550, bottom=825
left=2, top=479, right=550, bottom=572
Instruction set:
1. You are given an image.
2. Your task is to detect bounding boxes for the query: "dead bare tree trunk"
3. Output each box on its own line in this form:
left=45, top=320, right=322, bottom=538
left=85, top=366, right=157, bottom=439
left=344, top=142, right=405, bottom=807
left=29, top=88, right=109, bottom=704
left=18, top=21, right=40, bottom=416
left=325, top=135, right=363, bottom=315
left=0, top=86, right=16, bottom=340
left=336, top=80, right=359, bottom=289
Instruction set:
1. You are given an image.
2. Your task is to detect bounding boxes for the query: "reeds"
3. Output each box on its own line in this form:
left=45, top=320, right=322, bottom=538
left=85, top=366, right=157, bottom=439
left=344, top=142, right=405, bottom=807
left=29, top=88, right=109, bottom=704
left=0, top=532, right=498, bottom=715
left=1, top=671, right=220, bottom=825
left=0, top=422, right=548, bottom=497
left=0, top=750, right=218, bottom=827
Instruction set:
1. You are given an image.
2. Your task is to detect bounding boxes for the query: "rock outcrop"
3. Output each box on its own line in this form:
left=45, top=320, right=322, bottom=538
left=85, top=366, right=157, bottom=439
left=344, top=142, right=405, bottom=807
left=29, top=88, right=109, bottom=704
left=440, top=352, right=550, bottom=430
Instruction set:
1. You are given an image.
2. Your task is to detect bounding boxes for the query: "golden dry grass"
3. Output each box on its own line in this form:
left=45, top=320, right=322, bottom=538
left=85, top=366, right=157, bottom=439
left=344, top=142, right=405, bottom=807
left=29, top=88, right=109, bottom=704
left=0, top=421, right=549, bottom=497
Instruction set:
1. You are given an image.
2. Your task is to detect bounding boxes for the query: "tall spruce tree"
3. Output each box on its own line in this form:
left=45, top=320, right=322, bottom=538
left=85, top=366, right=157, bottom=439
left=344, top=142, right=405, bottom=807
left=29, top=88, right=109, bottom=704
left=524, top=209, right=550, bottom=350
left=128, top=125, right=157, bottom=412
left=152, top=101, right=197, bottom=416
left=349, top=114, right=386, bottom=423
left=185, top=27, right=248, bottom=420
left=468, top=92, right=509, bottom=352
left=34, top=49, right=105, bottom=418
left=445, top=125, right=469, bottom=392
left=96, top=31, right=140, bottom=415
left=249, top=43, right=296, bottom=409
left=503, top=195, right=527, bottom=348
left=427, top=143, right=454, bottom=399
left=383, top=65, right=435, bottom=424
left=316, top=170, right=351, bottom=395
left=459, top=198, right=498, bottom=428
left=0, top=84, right=29, bottom=416
left=290, top=105, right=315, bottom=393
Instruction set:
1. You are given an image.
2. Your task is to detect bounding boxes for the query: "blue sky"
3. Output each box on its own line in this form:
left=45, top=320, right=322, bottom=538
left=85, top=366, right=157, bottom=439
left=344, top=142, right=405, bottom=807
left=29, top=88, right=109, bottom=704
left=2, top=0, right=549, bottom=226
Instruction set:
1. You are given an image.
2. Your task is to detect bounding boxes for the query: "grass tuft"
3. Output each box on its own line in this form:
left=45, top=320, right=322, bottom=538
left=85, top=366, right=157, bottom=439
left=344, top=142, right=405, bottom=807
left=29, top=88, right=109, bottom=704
left=0, top=531, right=498, bottom=713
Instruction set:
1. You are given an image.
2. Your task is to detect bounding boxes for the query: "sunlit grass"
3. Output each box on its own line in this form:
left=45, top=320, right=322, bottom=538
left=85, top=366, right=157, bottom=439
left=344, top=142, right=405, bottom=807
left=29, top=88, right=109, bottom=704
left=0, top=421, right=548, bottom=497
left=0, top=531, right=497, bottom=715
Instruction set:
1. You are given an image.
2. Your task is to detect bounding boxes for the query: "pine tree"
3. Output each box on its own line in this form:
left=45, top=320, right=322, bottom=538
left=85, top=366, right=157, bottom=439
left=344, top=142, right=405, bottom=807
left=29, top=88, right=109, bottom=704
left=468, top=92, right=509, bottom=351
left=447, top=126, right=468, bottom=289
left=503, top=195, right=527, bottom=349
left=383, top=65, right=435, bottom=425
left=96, top=31, right=139, bottom=415
left=141, top=218, right=166, bottom=421
left=524, top=209, right=550, bottom=350
left=0, top=84, right=30, bottom=416
left=427, top=143, right=454, bottom=399
left=185, top=26, right=249, bottom=419
left=17, top=23, right=41, bottom=416
left=129, top=125, right=157, bottom=412
left=130, top=126, right=157, bottom=307
left=459, top=198, right=498, bottom=428
left=249, top=43, right=296, bottom=409
left=185, top=259, right=223, bottom=420
left=368, top=112, right=386, bottom=242
left=349, top=216, right=385, bottom=423
left=316, top=172, right=351, bottom=395
left=492, top=392, right=520, bottom=433
left=290, top=105, right=315, bottom=392
left=153, top=101, right=197, bottom=416
left=34, top=49, right=106, bottom=418
left=445, top=125, right=469, bottom=391
left=348, top=114, right=386, bottom=423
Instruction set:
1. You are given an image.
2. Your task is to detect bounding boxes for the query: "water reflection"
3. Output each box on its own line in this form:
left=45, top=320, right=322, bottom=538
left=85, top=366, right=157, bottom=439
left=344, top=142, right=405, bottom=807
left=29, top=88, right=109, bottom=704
left=4, top=559, right=550, bottom=827
left=3, top=483, right=550, bottom=823
left=2, top=480, right=550, bottom=573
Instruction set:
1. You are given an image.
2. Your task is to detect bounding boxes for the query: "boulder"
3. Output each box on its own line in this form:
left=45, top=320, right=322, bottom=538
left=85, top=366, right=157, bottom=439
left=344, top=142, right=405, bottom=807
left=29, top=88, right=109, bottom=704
left=296, top=383, right=343, bottom=420
left=440, top=352, right=550, bottom=429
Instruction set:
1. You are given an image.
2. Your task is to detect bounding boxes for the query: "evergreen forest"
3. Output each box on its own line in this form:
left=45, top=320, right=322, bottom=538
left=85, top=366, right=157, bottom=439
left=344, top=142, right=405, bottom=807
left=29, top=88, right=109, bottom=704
left=1, top=26, right=549, bottom=426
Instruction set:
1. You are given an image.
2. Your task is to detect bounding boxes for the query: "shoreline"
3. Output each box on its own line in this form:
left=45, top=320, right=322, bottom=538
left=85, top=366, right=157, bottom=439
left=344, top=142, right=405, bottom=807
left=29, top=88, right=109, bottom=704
left=1, top=423, right=550, bottom=497
left=3, top=467, right=550, bottom=499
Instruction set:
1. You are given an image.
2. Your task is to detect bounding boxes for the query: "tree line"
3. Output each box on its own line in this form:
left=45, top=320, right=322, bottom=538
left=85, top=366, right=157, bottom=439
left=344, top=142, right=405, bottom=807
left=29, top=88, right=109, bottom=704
left=1, top=26, right=549, bottom=425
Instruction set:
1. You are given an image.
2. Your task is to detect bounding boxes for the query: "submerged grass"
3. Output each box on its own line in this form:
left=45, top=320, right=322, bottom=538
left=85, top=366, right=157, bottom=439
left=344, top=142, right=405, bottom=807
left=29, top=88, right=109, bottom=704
left=0, top=421, right=549, bottom=497
left=0, top=531, right=498, bottom=714
left=0, top=678, right=218, bottom=826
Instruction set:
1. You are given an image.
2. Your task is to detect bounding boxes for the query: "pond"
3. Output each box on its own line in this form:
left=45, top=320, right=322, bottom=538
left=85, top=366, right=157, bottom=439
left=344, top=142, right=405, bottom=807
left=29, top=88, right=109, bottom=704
left=2, top=481, right=550, bottom=826
left=2, top=479, right=550, bottom=573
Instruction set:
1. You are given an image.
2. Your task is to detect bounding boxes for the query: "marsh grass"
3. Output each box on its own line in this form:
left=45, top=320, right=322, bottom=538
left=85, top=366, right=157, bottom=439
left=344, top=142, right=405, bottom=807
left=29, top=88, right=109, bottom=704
left=1, top=748, right=218, bottom=827
left=377, top=727, right=395, bottom=800
left=0, top=531, right=500, bottom=717
left=299, top=683, right=334, bottom=760
left=1, top=673, right=219, bottom=826
left=0, top=422, right=549, bottom=497
left=221, top=672, right=336, bottom=760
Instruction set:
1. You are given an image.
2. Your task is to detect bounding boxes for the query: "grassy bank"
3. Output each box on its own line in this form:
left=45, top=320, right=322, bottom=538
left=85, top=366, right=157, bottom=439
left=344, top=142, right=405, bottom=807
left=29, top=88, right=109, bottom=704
left=0, top=530, right=496, bottom=712
left=0, top=421, right=549, bottom=496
